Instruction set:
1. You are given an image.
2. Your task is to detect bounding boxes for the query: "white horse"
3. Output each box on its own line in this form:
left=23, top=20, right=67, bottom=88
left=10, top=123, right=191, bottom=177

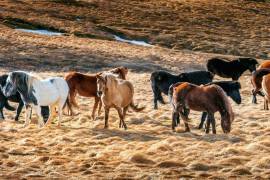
left=3, top=71, right=69, bottom=127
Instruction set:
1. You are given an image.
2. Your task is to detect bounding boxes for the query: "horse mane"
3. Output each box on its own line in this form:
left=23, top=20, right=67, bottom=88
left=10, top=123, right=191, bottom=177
left=108, top=66, right=128, bottom=80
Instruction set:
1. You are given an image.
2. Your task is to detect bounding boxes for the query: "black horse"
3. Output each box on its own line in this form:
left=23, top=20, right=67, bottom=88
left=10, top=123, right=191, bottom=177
left=150, top=70, right=214, bottom=109
left=0, top=74, right=49, bottom=122
left=168, top=81, right=241, bottom=133
left=207, top=57, right=258, bottom=80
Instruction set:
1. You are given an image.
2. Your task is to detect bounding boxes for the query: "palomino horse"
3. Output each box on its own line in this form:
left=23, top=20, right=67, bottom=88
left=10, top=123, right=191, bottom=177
left=2, top=71, right=69, bottom=127
left=96, top=73, right=144, bottom=129
left=251, top=68, right=270, bottom=106
left=65, top=67, right=128, bottom=120
left=170, top=82, right=234, bottom=134
left=262, top=74, right=270, bottom=110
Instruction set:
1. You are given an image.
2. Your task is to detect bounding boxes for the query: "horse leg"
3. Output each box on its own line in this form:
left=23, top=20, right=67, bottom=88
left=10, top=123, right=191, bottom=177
left=33, top=105, right=44, bottom=128
left=23, top=105, right=31, bottom=128
left=198, top=112, right=207, bottom=129
left=57, top=104, right=62, bottom=127
left=116, top=107, right=127, bottom=130
left=0, top=100, right=5, bottom=120
left=15, top=101, right=24, bottom=121
left=181, top=107, right=189, bottom=126
left=171, top=111, right=178, bottom=132
left=97, top=99, right=102, bottom=117
left=153, top=92, right=159, bottom=109
left=180, top=112, right=190, bottom=132
left=104, top=107, right=110, bottom=129
left=45, top=104, right=57, bottom=126
left=252, top=89, right=257, bottom=104
left=205, top=115, right=211, bottom=134
left=208, top=113, right=216, bottom=134
left=265, top=98, right=269, bottom=110
left=92, top=97, right=99, bottom=120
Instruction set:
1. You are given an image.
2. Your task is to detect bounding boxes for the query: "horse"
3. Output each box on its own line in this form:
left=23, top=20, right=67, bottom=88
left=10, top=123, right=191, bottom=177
left=0, top=74, right=50, bottom=121
left=169, top=81, right=240, bottom=131
left=207, top=57, right=258, bottom=80
left=150, top=70, right=213, bottom=109
left=65, top=66, right=128, bottom=120
left=251, top=68, right=270, bottom=105
left=96, top=73, right=144, bottom=129
left=197, top=81, right=241, bottom=129
left=2, top=71, right=69, bottom=128
left=170, top=82, right=234, bottom=134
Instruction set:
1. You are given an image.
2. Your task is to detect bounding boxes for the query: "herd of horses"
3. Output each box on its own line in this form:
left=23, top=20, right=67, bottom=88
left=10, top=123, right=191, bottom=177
left=1, top=57, right=270, bottom=134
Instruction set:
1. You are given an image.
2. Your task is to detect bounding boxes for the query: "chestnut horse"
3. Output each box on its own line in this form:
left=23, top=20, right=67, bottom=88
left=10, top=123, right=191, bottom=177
left=251, top=60, right=270, bottom=104
left=65, top=67, right=128, bottom=119
left=96, top=73, right=145, bottom=129
left=170, top=82, right=234, bottom=134
left=251, top=68, right=270, bottom=105
left=262, top=74, right=270, bottom=110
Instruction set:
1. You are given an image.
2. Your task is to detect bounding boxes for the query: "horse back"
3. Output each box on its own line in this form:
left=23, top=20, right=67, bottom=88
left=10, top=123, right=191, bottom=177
left=258, top=60, right=270, bottom=69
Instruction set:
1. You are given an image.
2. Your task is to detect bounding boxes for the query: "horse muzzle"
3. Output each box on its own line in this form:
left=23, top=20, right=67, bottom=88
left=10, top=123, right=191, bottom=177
left=97, top=91, right=103, bottom=97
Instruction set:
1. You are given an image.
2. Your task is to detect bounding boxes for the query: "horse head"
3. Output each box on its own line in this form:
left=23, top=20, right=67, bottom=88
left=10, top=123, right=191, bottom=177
left=239, top=58, right=258, bottom=73
left=227, top=82, right=241, bottom=104
left=96, top=74, right=107, bottom=97
left=2, top=72, right=19, bottom=97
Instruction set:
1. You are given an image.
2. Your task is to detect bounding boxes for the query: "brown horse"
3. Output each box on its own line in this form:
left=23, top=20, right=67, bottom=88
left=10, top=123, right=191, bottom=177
left=262, top=74, right=270, bottom=110
left=170, top=82, right=234, bottom=134
left=65, top=67, right=128, bottom=119
left=96, top=73, right=145, bottom=129
left=251, top=68, right=270, bottom=105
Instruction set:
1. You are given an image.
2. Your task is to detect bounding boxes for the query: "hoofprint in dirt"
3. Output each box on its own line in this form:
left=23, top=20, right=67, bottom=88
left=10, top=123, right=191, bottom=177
left=0, top=27, right=269, bottom=179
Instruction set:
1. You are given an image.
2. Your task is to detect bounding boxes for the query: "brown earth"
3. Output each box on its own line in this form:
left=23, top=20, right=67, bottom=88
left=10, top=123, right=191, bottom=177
left=0, top=0, right=269, bottom=58
left=0, top=24, right=270, bottom=179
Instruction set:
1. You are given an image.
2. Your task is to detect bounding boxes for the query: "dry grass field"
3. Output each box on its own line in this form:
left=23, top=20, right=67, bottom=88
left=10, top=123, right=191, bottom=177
left=0, top=0, right=270, bottom=179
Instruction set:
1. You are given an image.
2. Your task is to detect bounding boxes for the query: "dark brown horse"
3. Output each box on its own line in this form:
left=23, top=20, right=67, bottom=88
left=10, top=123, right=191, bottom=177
left=65, top=67, right=128, bottom=119
left=170, top=82, right=234, bottom=134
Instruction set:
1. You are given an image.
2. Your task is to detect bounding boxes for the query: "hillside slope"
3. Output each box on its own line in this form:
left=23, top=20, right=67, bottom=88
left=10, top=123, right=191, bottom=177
left=0, top=0, right=269, bottom=58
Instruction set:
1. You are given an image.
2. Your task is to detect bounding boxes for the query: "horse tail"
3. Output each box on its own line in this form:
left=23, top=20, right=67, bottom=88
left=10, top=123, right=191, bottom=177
left=207, top=71, right=214, bottom=81
left=4, top=101, right=16, bottom=111
left=168, top=84, right=174, bottom=104
left=214, top=85, right=234, bottom=133
left=129, top=101, right=145, bottom=112
left=63, top=95, right=73, bottom=115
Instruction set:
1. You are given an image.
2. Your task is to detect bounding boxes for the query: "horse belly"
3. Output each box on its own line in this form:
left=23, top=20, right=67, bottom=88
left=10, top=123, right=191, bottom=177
left=35, top=85, right=59, bottom=106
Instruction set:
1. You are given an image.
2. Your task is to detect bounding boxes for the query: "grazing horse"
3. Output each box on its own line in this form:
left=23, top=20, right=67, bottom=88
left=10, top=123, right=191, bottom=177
left=96, top=73, right=144, bottom=129
left=150, top=70, right=213, bottom=109
left=0, top=74, right=49, bottom=121
left=197, top=81, right=241, bottom=129
left=2, top=71, right=69, bottom=127
left=262, top=74, right=270, bottom=110
left=65, top=66, right=128, bottom=120
left=251, top=68, right=270, bottom=105
left=170, top=82, right=234, bottom=134
left=207, top=57, right=258, bottom=80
